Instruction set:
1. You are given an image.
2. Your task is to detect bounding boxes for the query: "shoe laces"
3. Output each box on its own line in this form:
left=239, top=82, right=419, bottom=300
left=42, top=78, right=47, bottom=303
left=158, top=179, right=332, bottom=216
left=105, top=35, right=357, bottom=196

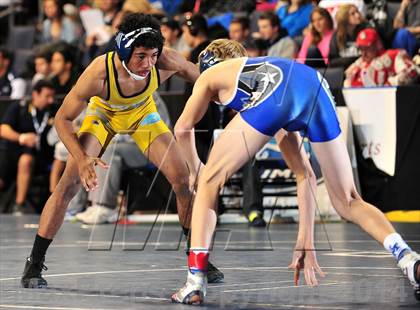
left=28, top=257, right=48, bottom=272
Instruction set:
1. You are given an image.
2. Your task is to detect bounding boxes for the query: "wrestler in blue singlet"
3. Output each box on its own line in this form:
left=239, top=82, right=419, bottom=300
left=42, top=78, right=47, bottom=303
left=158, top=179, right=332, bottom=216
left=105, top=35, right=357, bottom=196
left=218, top=57, right=341, bottom=142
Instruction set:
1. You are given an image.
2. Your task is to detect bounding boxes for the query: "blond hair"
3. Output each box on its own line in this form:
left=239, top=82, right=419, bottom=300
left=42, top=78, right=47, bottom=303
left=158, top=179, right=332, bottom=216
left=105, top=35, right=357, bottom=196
left=199, top=39, right=247, bottom=64
left=335, top=4, right=364, bottom=51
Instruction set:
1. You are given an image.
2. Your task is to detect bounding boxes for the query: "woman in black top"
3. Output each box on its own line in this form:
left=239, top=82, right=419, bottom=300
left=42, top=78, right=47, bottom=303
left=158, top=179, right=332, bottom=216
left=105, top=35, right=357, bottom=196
left=328, top=4, right=368, bottom=68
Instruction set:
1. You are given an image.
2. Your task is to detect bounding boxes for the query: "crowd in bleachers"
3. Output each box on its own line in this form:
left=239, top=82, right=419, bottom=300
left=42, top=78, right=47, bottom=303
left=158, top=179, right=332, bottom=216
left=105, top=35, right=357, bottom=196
left=0, top=0, right=419, bottom=220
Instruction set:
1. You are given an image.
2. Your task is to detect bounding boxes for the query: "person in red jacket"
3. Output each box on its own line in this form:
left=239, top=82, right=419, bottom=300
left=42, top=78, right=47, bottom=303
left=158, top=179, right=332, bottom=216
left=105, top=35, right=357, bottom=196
left=344, top=28, right=420, bottom=87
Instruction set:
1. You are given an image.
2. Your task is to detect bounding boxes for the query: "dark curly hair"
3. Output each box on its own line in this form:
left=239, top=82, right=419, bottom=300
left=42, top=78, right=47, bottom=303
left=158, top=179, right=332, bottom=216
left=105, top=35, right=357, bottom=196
left=118, top=13, right=165, bottom=54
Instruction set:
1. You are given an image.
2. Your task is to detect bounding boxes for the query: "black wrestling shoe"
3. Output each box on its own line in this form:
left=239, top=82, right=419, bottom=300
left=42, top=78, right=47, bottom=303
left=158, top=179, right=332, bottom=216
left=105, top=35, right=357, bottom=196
left=21, top=256, right=48, bottom=288
left=207, top=261, right=224, bottom=283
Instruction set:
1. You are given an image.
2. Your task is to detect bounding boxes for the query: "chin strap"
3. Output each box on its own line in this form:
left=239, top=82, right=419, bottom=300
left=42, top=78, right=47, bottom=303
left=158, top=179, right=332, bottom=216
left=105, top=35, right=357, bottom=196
left=121, top=60, right=148, bottom=81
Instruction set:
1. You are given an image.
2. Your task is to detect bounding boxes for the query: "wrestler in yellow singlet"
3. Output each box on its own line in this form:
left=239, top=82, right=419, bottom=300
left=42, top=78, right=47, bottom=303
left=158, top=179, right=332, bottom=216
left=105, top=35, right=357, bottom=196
left=79, top=51, right=169, bottom=152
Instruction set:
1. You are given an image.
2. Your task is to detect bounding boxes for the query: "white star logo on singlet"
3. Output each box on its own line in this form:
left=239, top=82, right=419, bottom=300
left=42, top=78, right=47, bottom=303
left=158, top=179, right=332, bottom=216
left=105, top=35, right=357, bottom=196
left=237, top=62, right=283, bottom=111
left=260, top=71, right=279, bottom=85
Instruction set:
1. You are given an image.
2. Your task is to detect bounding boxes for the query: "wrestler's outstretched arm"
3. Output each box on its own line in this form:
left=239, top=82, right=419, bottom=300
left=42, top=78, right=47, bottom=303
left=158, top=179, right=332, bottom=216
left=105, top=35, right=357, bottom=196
left=54, top=56, right=109, bottom=191
left=277, top=131, right=325, bottom=286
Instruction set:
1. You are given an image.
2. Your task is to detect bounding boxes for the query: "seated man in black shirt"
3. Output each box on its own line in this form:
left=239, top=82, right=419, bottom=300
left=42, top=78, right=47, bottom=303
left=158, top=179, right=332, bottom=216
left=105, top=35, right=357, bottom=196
left=0, top=47, right=26, bottom=99
left=50, top=43, right=78, bottom=99
left=0, top=79, right=55, bottom=214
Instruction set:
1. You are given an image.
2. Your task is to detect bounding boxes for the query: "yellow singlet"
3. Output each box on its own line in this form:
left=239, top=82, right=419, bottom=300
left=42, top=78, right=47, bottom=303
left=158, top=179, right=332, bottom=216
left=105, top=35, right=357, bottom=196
left=79, top=51, right=170, bottom=152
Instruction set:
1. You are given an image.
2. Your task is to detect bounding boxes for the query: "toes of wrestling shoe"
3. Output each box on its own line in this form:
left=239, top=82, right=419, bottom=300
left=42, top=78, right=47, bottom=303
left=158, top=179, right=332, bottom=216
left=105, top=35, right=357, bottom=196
left=207, top=262, right=224, bottom=284
left=171, top=290, right=204, bottom=305
left=248, top=211, right=266, bottom=227
left=415, top=288, right=420, bottom=301
left=21, top=256, right=48, bottom=289
left=21, top=277, right=48, bottom=289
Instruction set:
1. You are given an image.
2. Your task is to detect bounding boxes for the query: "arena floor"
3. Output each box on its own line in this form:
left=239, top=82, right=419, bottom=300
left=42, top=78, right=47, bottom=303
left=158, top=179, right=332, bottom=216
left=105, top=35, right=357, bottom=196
left=0, top=214, right=419, bottom=309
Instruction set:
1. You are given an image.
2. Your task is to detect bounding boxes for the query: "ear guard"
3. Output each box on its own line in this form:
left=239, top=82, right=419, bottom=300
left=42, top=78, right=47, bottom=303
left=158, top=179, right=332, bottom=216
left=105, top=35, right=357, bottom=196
left=199, top=50, right=222, bottom=73
left=115, top=27, right=160, bottom=63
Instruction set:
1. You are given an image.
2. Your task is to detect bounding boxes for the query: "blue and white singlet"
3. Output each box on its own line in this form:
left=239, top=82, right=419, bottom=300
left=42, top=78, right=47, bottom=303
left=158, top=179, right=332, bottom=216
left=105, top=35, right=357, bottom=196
left=218, top=57, right=341, bottom=142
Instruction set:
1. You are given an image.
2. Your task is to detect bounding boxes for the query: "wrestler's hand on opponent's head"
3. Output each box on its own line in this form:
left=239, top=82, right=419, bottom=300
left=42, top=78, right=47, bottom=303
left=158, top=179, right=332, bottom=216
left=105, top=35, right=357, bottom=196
left=288, top=246, right=325, bottom=287
left=78, top=156, right=109, bottom=191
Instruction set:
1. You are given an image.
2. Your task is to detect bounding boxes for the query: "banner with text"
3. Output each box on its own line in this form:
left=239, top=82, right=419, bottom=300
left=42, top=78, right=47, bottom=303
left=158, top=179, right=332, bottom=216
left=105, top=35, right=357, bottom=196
left=343, top=87, right=397, bottom=176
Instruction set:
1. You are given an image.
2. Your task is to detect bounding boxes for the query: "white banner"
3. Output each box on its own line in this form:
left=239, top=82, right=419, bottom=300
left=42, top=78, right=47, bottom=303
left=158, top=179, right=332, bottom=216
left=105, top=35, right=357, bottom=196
left=343, top=87, right=397, bottom=176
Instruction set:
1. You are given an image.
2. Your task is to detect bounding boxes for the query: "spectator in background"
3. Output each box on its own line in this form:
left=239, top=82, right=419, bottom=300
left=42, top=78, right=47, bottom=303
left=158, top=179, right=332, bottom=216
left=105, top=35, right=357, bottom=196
left=256, top=0, right=278, bottom=12
left=276, top=0, right=314, bottom=38
left=243, top=38, right=266, bottom=57
left=63, top=3, right=82, bottom=35
left=149, top=0, right=184, bottom=16
left=50, top=42, right=79, bottom=98
left=82, top=0, right=121, bottom=48
left=298, top=7, right=334, bottom=67
left=257, top=11, right=297, bottom=58
left=47, top=106, right=87, bottom=220
left=319, top=0, right=366, bottom=22
left=182, top=14, right=219, bottom=163
left=47, top=109, right=85, bottom=194
left=177, top=0, right=255, bottom=18
left=160, top=18, right=190, bottom=58
left=393, top=0, right=420, bottom=57
left=0, top=80, right=55, bottom=215
left=229, top=17, right=251, bottom=45
left=32, top=47, right=53, bottom=86
left=94, top=0, right=121, bottom=26
left=82, top=7, right=127, bottom=68
left=414, top=50, right=420, bottom=66
left=182, top=14, right=211, bottom=62
left=40, top=0, right=78, bottom=44
left=328, top=4, right=367, bottom=68
left=365, top=0, right=395, bottom=49
left=82, top=1, right=162, bottom=68
left=47, top=106, right=88, bottom=220
left=122, top=0, right=163, bottom=15
left=0, top=48, right=26, bottom=99
left=365, top=0, right=387, bottom=32
left=344, top=28, right=420, bottom=87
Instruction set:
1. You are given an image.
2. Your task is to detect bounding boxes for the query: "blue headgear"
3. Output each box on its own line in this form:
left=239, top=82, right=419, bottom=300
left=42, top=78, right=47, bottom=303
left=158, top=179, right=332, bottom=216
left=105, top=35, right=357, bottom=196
left=199, top=50, right=222, bottom=73
left=115, top=27, right=161, bottom=63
